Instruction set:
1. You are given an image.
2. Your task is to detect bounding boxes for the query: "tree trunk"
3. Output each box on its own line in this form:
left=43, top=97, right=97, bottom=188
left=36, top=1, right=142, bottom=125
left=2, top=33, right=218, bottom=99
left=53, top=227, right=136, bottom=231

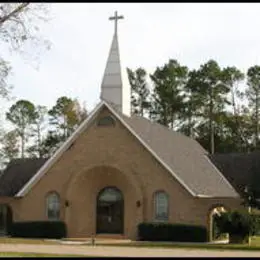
left=21, top=131, right=24, bottom=159
left=255, top=91, right=259, bottom=148
left=37, top=124, right=41, bottom=158
left=188, top=101, right=192, bottom=137
left=209, top=88, right=214, bottom=154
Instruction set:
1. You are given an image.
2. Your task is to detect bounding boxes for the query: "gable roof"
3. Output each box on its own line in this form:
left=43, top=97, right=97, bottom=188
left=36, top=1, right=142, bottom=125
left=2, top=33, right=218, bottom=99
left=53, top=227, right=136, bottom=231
left=209, top=151, right=260, bottom=197
left=120, top=114, right=239, bottom=198
left=14, top=101, right=239, bottom=198
left=0, top=158, right=48, bottom=196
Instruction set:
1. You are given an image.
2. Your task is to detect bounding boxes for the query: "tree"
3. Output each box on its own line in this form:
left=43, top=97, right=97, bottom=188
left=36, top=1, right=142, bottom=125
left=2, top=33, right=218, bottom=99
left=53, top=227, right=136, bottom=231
left=215, top=211, right=259, bottom=244
left=179, top=70, right=205, bottom=138
left=222, top=66, right=249, bottom=150
left=6, top=100, right=37, bottom=158
left=0, top=58, right=12, bottom=99
left=187, top=60, right=230, bottom=154
left=0, top=3, right=50, bottom=52
left=246, top=65, right=260, bottom=148
left=48, top=97, right=87, bottom=141
left=0, top=3, right=50, bottom=99
left=32, top=130, right=62, bottom=158
left=127, top=67, right=150, bottom=117
left=0, top=130, right=19, bottom=166
left=150, top=59, right=188, bottom=129
left=26, top=105, right=48, bottom=158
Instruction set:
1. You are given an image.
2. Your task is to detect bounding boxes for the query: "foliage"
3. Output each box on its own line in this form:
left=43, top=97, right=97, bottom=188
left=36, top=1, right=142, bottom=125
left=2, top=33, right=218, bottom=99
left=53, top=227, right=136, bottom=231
left=138, top=222, right=207, bottom=242
left=127, top=67, right=150, bottom=117
left=27, top=105, right=48, bottom=158
left=246, top=66, right=260, bottom=148
left=150, top=59, right=188, bottom=128
left=38, top=130, right=64, bottom=158
left=214, top=211, right=260, bottom=240
left=0, top=3, right=50, bottom=100
left=48, top=96, right=86, bottom=139
left=10, top=221, right=67, bottom=239
left=6, top=100, right=37, bottom=158
left=0, top=58, right=12, bottom=99
left=0, top=130, right=19, bottom=165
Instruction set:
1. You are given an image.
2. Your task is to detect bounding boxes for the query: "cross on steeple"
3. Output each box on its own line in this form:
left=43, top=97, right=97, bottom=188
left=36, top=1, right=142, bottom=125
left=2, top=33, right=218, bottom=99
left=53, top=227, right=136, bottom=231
left=109, top=11, right=124, bottom=36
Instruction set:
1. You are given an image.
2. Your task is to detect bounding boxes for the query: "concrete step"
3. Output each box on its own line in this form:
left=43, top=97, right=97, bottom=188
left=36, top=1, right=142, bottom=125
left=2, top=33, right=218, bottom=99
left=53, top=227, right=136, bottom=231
left=94, top=234, right=126, bottom=240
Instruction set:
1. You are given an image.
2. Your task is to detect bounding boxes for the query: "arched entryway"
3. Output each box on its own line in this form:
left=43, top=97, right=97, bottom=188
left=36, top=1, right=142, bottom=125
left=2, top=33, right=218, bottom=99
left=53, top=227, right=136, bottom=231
left=96, top=186, right=124, bottom=234
left=208, top=205, right=228, bottom=242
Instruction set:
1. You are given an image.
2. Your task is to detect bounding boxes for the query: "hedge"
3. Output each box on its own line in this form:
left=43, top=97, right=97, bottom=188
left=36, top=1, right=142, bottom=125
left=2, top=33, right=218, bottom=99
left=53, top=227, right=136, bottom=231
left=214, top=211, right=260, bottom=238
left=138, top=222, right=207, bottom=242
left=10, top=221, right=67, bottom=239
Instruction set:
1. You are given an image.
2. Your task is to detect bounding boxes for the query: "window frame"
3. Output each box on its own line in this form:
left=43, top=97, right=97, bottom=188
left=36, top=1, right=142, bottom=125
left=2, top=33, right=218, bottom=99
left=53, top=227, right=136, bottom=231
left=153, top=190, right=169, bottom=222
left=46, top=191, right=60, bottom=221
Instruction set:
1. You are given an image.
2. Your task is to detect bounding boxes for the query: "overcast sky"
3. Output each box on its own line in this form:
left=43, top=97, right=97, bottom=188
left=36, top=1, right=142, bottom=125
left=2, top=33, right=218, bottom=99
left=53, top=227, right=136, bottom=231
left=2, top=3, right=260, bottom=119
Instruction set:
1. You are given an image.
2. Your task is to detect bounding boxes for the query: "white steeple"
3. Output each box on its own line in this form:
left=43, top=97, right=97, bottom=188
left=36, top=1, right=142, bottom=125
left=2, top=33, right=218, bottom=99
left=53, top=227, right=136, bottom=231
left=100, top=11, right=131, bottom=116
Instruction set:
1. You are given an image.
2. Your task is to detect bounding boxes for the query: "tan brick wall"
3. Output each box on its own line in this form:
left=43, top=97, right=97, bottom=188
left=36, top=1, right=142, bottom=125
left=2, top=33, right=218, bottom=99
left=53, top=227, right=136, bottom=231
left=5, top=107, right=243, bottom=240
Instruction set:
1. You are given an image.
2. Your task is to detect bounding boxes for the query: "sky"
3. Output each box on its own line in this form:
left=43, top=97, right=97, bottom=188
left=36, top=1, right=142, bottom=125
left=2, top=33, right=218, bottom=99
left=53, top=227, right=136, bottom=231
left=2, top=3, right=260, bottom=122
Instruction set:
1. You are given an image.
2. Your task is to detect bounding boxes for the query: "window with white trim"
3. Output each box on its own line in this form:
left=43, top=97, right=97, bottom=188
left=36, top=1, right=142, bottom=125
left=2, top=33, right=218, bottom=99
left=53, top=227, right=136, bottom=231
left=46, top=192, right=60, bottom=221
left=154, top=191, right=169, bottom=221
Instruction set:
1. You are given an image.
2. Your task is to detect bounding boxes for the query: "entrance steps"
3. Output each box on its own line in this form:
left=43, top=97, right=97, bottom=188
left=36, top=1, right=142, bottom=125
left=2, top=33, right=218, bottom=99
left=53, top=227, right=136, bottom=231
left=95, top=234, right=126, bottom=239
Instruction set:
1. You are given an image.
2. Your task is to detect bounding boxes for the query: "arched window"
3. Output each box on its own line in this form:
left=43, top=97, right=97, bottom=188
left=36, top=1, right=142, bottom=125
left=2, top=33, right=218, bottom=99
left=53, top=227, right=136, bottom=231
left=154, top=191, right=169, bottom=221
left=46, top=192, right=60, bottom=221
left=97, top=116, right=116, bottom=127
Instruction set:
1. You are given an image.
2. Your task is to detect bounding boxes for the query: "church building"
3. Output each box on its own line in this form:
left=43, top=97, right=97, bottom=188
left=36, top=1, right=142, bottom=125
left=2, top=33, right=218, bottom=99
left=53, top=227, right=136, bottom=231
left=0, top=12, right=244, bottom=241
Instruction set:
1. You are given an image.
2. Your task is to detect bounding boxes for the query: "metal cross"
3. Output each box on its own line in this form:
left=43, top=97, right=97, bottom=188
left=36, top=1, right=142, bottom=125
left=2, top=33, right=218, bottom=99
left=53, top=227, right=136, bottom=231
left=109, top=11, right=124, bottom=35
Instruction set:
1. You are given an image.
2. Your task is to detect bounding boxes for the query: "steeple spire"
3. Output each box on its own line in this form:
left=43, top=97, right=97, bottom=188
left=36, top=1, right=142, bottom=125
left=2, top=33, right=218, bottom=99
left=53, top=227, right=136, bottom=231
left=100, top=11, right=130, bottom=116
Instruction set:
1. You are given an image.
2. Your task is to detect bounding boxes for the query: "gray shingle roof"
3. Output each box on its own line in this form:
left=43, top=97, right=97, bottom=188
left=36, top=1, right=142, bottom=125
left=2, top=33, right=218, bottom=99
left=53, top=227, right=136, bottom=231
left=121, top=114, right=239, bottom=198
left=0, top=158, right=48, bottom=196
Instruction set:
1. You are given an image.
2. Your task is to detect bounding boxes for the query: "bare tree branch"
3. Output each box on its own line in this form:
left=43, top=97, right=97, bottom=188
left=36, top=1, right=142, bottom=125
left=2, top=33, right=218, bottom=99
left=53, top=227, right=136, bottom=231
left=0, top=3, right=29, bottom=26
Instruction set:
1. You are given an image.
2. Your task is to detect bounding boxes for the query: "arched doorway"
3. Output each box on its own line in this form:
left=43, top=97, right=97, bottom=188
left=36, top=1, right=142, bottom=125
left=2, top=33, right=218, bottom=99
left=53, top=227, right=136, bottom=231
left=209, top=205, right=228, bottom=242
left=96, top=187, right=124, bottom=234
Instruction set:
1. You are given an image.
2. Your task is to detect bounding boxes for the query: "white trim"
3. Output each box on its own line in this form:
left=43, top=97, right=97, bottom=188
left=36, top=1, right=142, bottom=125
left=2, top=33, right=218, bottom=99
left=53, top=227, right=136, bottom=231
left=16, top=100, right=196, bottom=197
left=203, top=155, right=240, bottom=198
left=196, top=194, right=214, bottom=198
left=15, top=101, right=105, bottom=197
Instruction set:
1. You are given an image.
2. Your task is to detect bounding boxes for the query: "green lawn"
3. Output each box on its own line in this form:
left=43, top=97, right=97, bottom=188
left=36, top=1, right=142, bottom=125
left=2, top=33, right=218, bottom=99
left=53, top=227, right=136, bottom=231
left=0, top=252, right=87, bottom=257
left=0, top=238, right=59, bottom=245
left=1, top=236, right=260, bottom=252
left=94, top=236, right=260, bottom=251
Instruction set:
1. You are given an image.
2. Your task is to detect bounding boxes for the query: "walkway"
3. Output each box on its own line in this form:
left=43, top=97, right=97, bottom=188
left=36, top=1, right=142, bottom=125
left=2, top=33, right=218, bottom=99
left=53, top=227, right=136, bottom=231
left=0, top=243, right=259, bottom=257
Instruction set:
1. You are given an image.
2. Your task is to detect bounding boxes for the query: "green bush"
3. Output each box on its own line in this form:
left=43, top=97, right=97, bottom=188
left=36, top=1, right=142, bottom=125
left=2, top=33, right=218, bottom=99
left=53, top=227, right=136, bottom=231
left=138, top=222, right=207, bottom=242
left=11, top=221, right=67, bottom=239
left=214, top=211, right=260, bottom=240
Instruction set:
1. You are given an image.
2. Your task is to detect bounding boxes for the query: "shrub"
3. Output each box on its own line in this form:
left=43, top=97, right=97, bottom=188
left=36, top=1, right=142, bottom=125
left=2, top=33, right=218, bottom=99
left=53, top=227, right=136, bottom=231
left=138, top=222, right=207, bottom=242
left=11, top=221, right=67, bottom=239
left=214, top=211, right=260, bottom=241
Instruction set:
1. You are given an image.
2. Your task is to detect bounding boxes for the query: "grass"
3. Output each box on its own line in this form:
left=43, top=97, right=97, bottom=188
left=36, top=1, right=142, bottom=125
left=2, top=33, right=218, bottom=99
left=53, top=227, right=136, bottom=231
left=0, top=252, right=87, bottom=257
left=93, top=236, right=260, bottom=251
left=1, top=236, right=260, bottom=252
left=0, top=237, right=59, bottom=245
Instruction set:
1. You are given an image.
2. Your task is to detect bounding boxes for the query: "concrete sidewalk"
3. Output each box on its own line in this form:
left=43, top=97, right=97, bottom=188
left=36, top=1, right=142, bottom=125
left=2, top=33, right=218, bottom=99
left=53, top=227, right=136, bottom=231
left=0, top=243, right=259, bottom=257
